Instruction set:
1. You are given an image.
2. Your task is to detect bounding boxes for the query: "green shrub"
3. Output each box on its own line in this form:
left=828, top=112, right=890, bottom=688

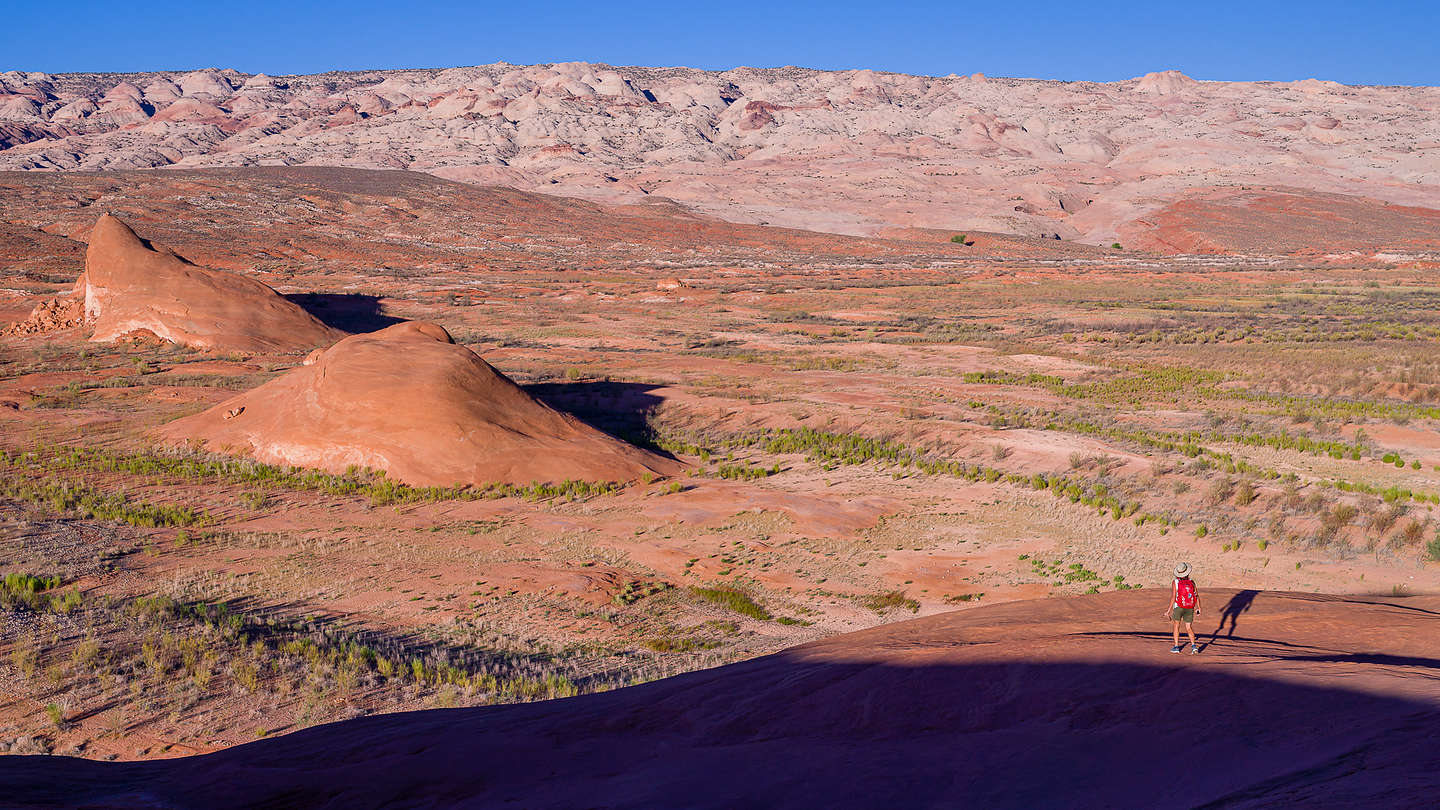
left=659, top=426, right=1153, bottom=526
left=11, top=645, right=37, bottom=679
left=859, top=591, right=919, bottom=613
left=1206, top=478, right=1236, bottom=505
left=53, top=589, right=82, bottom=614
left=1401, top=520, right=1426, bottom=546
left=690, top=586, right=771, bottom=621
left=950, top=234, right=968, bottom=244
left=0, top=471, right=207, bottom=528
left=1, top=573, right=61, bottom=610
left=1234, top=480, right=1256, bottom=506
left=0, top=447, right=621, bottom=511
left=612, top=580, right=669, bottom=606
left=715, top=463, right=779, bottom=481
left=641, top=636, right=696, bottom=653
left=1426, top=533, right=1440, bottom=562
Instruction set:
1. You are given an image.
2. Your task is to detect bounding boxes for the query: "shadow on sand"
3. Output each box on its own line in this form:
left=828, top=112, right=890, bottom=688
left=1076, top=629, right=1440, bottom=674
left=525, top=380, right=676, bottom=457
left=286, top=292, right=403, bottom=334
left=1213, top=588, right=1260, bottom=642
left=2, top=653, right=1436, bottom=809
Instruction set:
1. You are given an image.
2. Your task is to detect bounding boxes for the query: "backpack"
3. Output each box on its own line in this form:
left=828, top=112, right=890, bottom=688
left=1174, top=577, right=1197, bottom=609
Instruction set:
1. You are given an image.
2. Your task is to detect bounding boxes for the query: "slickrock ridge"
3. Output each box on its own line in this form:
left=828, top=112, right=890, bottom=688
left=1, top=589, right=1436, bottom=808
left=158, top=320, right=675, bottom=487
left=73, top=214, right=342, bottom=351
left=1, top=65, right=1435, bottom=243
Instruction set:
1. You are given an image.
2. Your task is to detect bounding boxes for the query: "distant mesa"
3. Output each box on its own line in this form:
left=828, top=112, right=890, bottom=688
left=158, top=321, right=677, bottom=487
left=78, top=214, right=342, bottom=352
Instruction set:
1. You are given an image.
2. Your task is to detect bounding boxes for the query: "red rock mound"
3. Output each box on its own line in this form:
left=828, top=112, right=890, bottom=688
left=158, top=320, right=675, bottom=487
left=4, top=589, right=1436, bottom=808
left=79, top=214, right=342, bottom=351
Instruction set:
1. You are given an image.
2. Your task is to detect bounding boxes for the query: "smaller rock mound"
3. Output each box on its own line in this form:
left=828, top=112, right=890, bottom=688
left=1133, top=70, right=1199, bottom=96
left=80, top=214, right=342, bottom=352
left=158, top=321, right=675, bottom=487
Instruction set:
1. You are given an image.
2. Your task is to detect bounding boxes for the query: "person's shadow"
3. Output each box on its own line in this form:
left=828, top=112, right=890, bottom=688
left=1207, top=590, right=1260, bottom=649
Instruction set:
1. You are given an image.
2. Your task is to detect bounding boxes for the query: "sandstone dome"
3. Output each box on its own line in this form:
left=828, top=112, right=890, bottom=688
left=157, top=320, right=676, bottom=487
left=78, top=214, right=342, bottom=352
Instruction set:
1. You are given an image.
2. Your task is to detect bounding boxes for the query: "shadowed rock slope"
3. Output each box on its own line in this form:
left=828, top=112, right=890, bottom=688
left=3, top=589, right=1436, bottom=808
left=158, top=320, right=675, bottom=487
left=80, top=213, right=342, bottom=351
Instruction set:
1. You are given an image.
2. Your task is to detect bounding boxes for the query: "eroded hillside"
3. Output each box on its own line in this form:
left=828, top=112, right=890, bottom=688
left=1, top=64, right=1436, bottom=244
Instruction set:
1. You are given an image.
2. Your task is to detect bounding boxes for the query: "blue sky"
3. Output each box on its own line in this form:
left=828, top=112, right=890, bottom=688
left=4, top=1, right=1436, bottom=85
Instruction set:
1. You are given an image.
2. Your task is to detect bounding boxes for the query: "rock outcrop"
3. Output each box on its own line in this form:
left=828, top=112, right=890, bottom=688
left=78, top=214, right=342, bottom=352
left=0, top=296, right=84, bottom=336
left=158, top=320, right=674, bottom=486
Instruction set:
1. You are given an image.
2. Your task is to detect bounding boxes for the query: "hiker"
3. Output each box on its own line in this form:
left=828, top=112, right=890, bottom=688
left=1164, top=562, right=1200, bottom=654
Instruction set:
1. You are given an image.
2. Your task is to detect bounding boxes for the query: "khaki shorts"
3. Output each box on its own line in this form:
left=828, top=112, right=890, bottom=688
left=1172, top=607, right=1195, bottom=623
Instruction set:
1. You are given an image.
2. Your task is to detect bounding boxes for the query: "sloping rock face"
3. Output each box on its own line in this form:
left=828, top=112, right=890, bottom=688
left=80, top=214, right=342, bottom=351
left=1, top=589, right=1436, bottom=808
left=0, top=65, right=1435, bottom=244
left=158, top=320, right=674, bottom=486
left=1117, top=188, right=1440, bottom=254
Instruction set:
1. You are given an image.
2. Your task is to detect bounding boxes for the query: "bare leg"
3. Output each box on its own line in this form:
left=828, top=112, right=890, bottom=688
left=1172, top=621, right=1180, bottom=646
left=1185, top=622, right=1196, bottom=646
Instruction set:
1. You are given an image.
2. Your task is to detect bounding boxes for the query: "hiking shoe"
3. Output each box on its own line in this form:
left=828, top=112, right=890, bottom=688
left=1170, top=645, right=1183, bottom=654
left=1190, top=644, right=1201, bottom=655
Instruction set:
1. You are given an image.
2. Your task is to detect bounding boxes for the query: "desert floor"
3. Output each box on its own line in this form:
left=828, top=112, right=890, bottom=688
left=2, top=168, right=1438, bottom=762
